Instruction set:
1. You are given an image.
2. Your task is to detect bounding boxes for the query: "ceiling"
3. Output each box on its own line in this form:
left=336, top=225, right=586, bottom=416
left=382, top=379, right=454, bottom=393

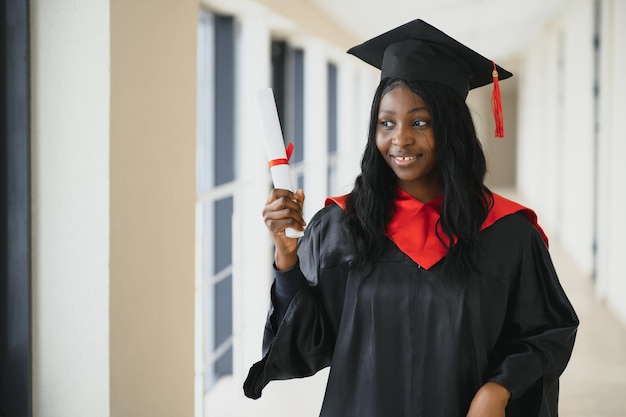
left=309, top=0, right=568, bottom=65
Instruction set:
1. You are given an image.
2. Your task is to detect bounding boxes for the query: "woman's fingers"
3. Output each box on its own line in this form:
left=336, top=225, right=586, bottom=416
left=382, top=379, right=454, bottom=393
left=263, top=189, right=306, bottom=234
left=264, top=188, right=302, bottom=208
left=263, top=189, right=305, bottom=270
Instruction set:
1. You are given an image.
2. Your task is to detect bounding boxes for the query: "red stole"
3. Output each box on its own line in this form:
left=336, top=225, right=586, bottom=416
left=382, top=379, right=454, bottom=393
left=325, top=189, right=548, bottom=270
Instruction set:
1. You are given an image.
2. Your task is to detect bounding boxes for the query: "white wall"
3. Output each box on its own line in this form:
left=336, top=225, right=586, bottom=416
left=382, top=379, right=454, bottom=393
left=31, top=1, right=110, bottom=415
left=596, top=0, right=626, bottom=324
left=467, top=77, right=519, bottom=189
left=518, top=0, right=595, bottom=272
left=518, top=0, right=626, bottom=325
left=557, top=0, right=595, bottom=272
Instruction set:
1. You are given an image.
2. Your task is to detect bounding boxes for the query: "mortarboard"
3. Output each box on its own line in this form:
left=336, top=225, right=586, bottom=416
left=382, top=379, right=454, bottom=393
left=347, top=19, right=511, bottom=137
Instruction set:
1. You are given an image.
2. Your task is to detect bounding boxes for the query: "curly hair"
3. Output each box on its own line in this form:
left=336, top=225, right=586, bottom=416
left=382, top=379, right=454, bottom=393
left=345, top=78, right=493, bottom=273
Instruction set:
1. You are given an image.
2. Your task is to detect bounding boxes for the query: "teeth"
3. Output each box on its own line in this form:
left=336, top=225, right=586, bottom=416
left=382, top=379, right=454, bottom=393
left=394, top=156, right=416, bottom=161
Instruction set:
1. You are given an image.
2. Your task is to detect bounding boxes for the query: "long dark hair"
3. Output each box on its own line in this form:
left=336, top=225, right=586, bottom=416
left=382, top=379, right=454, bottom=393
left=345, top=78, right=493, bottom=273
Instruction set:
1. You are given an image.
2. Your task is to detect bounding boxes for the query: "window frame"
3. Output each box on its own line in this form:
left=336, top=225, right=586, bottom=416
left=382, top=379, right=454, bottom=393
left=196, top=9, right=236, bottom=394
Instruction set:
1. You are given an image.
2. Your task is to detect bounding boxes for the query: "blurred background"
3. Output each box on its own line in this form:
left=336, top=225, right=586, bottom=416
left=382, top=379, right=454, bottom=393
left=2, top=0, right=625, bottom=416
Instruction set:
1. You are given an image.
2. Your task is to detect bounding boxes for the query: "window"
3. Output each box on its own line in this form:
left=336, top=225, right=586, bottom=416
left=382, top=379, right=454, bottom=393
left=196, top=10, right=236, bottom=394
left=271, top=41, right=305, bottom=190
left=327, top=62, right=339, bottom=196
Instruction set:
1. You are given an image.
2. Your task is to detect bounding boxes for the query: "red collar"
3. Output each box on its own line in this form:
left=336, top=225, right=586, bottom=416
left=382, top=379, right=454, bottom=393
left=325, top=189, right=547, bottom=270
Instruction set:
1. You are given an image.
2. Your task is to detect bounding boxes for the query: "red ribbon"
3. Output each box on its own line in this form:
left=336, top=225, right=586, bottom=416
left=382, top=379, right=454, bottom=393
left=269, top=143, right=294, bottom=167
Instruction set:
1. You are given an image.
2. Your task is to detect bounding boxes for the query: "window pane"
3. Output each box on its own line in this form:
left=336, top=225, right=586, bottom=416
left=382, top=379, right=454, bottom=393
left=214, top=15, right=235, bottom=186
left=293, top=49, right=305, bottom=163
left=214, top=345, right=233, bottom=378
left=271, top=40, right=288, bottom=135
left=214, top=275, right=232, bottom=348
left=214, top=196, right=233, bottom=273
left=271, top=44, right=305, bottom=161
left=327, top=62, right=338, bottom=154
left=197, top=11, right=215, bottom=195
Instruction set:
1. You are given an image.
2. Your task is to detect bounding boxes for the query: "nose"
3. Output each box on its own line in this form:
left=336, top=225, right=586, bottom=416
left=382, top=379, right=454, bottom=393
left=392, top=124, right=415, bottom=147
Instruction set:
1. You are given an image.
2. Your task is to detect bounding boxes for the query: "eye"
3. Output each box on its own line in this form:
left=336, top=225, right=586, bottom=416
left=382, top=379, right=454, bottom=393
left=379, top=119, right=395, bottom=129
left=413, top=119, right=428, bottom=129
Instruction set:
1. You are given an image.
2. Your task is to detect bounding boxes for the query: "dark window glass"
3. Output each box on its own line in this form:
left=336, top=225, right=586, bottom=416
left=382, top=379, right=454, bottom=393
left=271, top=43, right=305, bottom=161
left=214, top=276, right=232, bottom=348
left=215, top=345, right=233, bottom=377
left=271, top=40, right=288, bottom=135
left=293, top=49, right=305, bottom=163
left=327, top=63, right=338, bottom=154
left=214, top=196, right=233, bottom=273
left=214, top=15, right=235, bottom=186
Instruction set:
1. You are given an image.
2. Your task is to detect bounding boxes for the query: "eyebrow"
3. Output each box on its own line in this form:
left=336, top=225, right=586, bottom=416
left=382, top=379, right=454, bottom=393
left=379, top=106, right=429, bottom=115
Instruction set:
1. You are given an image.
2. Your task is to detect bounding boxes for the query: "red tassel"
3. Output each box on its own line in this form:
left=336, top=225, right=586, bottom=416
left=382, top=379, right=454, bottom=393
left=491, top=61, right=504, bottom=138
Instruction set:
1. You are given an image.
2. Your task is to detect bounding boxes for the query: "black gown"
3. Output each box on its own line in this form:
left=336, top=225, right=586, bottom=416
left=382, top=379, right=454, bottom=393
left=244, top=199, right=578, bottom=417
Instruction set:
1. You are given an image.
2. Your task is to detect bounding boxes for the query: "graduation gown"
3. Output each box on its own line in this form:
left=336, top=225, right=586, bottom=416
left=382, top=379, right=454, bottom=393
left=244, top=191, right=578, bottom=417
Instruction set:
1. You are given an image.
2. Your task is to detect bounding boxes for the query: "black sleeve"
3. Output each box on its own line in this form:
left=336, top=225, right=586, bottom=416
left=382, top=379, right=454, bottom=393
left=488, top=226, right=579, bottom=416
left=270, top=261, right=307, bottom=330
left=244, top=206, right=341, bottom=400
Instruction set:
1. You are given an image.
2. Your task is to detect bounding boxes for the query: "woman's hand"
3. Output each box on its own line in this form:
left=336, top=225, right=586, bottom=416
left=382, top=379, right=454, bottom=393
left=466, top=382, right=511, bottom=417
left=263, top=188, right=306, bottom=271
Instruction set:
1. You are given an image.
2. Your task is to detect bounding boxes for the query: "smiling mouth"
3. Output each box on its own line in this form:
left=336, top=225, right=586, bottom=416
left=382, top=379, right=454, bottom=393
left=393, top=155, right=417, bottom=162
left=391, top=154, right=419, bottom=166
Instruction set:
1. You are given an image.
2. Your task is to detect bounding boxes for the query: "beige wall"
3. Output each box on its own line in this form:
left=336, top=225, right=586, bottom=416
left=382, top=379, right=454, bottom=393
left=256, top=0, right=358, bottom=49
left=110, top=0, right=197, bottom=416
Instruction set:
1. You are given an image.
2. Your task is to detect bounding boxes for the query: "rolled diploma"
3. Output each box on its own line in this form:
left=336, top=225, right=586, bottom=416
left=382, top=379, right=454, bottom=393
left=256, top=88, right=304, bottom=238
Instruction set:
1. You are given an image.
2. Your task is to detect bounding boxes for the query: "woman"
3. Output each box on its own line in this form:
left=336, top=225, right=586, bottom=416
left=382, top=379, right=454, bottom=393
left=244, top=19, right=578, bottom=417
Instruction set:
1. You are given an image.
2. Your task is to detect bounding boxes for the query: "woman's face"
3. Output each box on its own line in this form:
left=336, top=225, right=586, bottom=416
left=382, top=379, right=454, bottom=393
left=376, top=85, right=440, bottom=200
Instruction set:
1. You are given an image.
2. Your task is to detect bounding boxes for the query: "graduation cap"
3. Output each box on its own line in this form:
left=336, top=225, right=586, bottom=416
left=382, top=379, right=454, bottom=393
left=347, top=19, right=511, bottom=138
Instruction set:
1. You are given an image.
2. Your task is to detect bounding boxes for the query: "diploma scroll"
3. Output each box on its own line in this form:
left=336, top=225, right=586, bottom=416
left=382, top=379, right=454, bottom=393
left=256, top=88, right=305, bottom=238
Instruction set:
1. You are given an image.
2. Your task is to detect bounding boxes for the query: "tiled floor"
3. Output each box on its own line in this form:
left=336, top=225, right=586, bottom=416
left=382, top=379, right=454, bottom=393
left=205, top=237, right=626, bottom=417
